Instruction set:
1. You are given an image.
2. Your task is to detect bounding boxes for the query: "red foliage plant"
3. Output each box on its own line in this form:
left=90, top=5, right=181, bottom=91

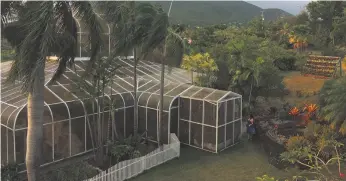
left=288, top=104, right=318, bottom=126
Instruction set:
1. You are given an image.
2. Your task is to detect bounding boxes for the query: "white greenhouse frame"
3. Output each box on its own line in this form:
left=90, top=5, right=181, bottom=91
left=1, top=15, right=243, bottom=166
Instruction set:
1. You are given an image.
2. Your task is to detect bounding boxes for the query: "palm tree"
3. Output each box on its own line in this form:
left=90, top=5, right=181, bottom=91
left=140, top=13, right=185, bottom=146
left=72, top=54, right=121, bottom=167
left=98, top=2, right=185, bottom=145
left=1, top=2, right=103, bottom=180
left=318, top=78, right=346, bottom=134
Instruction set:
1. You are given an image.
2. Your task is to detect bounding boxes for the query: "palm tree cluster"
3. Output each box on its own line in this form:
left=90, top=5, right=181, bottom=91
left=1, top=1, right=185, bottom=181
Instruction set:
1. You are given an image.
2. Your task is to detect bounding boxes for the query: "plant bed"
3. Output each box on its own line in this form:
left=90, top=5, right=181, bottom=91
left=41, top=161, right=99, bottom=181
left=257, top=118, right=307, bottom=170
left=260, top=131, right=291, bottom=170
left=85, top=134, right=180, bottom=181
left=88, top=142, right=158, bottom=171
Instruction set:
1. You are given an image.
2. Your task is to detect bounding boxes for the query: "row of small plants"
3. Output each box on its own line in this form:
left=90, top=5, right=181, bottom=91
left=303, top=67, right=335, bottom=74
left=306, top=60, right=338, bottom=66
left=302, top=71, right=334, bottom=78
left=302, top=56, right=341, bottom=78
left=305, top=63, right=336, bottom=70
left=302, top=74, right=331, bottom=79
left=295, top=90, right=319, bottom=98
left=308, top=56, right=340, bottom=61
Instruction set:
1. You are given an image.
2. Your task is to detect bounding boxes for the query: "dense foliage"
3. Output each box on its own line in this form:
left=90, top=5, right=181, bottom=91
left=177, top=24, right=295, bottom=109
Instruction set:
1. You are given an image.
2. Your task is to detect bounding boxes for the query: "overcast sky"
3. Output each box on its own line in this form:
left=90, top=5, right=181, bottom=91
left=247, top=1, right=310, bottom=15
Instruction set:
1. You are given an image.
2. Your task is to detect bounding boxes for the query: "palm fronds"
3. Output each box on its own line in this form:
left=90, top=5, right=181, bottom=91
left=2, top=1, right=105, bottom=90
left=318, top=78, right=346, bottom=133
left=50, top=1, right=78, bottom=82
left=71, top=1, right=104, bottom=74
left=6, top=1, right=55, bottom=92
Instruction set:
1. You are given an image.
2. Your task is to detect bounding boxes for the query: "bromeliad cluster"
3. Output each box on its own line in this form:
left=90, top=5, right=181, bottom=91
left=288, top=104, right=318, bottom=126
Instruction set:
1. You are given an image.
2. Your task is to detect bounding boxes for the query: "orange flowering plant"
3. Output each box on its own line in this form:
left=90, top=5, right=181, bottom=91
left=289, top=107, right=300, bottom=116
left=288, top=104, right=319, bottom=125
left=303, top=104, right=318, bottom=115
left=301, top=104, right=318, bottom=125
left=288, top=107, right=300, bottom=121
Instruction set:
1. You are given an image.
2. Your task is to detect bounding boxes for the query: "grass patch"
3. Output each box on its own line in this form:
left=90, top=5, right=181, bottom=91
left=282, top=71, right=327, bottom=106
left=282, top=71, right=326, bottom=92
left=281, top=62, right=346, bottom=106
left=130, top=141, right=299, bottom=181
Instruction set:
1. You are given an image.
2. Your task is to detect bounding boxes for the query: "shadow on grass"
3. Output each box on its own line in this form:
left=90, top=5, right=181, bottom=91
left=130, top=139, right=298, bottom=181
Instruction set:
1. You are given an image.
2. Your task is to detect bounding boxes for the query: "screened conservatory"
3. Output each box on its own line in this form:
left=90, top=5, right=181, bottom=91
left=1, top=58, right=242, bottom=167
left=1, top=61, right=136, bottom=168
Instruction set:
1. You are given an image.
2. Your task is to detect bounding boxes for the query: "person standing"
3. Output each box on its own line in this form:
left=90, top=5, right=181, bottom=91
left=247, top=114, right=256, bottom=140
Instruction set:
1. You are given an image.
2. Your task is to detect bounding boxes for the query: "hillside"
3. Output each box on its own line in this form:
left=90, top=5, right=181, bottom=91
left=263, top=8, right=292, bottom=21
left=149, top=1, right=292, bottom=26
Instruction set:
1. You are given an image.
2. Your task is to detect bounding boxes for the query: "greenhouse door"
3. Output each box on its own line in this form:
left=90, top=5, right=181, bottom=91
left=169, top=98, right=179, bottom=138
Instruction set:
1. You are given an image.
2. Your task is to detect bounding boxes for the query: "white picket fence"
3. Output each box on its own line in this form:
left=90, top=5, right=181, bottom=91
left=85, top=134, right=180, bottom=181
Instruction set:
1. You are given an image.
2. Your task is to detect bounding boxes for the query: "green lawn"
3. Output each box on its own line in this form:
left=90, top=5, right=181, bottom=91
left=130, top=140, right=298, bottom=181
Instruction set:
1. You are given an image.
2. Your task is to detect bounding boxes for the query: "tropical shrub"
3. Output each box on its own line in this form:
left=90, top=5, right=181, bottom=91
left=107, top=133, right=146, bottom=164
left=41, top=161, right=99, bottom=181
left=1, top=163, right=20, bottom=181
left=281, top=123, right=345, bottom=181
left=181, top=52, right=218, bottom=87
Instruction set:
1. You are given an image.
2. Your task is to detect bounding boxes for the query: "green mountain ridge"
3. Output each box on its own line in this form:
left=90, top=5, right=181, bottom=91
left=149, top=1, right=293, bottom=26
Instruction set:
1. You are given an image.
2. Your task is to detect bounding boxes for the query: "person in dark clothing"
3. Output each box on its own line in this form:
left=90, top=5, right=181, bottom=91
left=247, top=114, right=256, bottom=140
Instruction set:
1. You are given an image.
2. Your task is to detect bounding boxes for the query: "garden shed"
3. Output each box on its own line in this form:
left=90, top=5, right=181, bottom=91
left=1, top=58, right=242, bottom=168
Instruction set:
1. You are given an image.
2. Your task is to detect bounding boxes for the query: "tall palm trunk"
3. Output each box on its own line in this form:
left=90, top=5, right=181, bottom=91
left=159, top=43, right=167, bottom=146
left=131, top=1, right=138, bottom=137
left=26, top=62, right=45, bottom=181
left=133, top=49, right=138, bottom=137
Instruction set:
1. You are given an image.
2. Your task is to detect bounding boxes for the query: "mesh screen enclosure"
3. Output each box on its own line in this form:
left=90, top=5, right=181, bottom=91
left=1, top=55, right=242, bottom=167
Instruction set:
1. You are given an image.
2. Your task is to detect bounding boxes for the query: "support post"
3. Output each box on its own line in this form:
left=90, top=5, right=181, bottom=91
left=340, top=57, right=343, bottom=77
left=215, top=103, right=219, bottom=153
